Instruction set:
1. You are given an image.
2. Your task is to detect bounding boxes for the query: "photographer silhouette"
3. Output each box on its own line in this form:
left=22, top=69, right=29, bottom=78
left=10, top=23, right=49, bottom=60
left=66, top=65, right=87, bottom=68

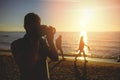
left=11, top=13, right=58, bottom=80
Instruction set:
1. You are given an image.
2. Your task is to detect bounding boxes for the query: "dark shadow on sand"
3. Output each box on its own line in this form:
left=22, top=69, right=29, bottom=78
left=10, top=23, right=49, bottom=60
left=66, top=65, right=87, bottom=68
left=74, top=61, right=82, bottom=80
left=74, top=59, right=87, bottom=80
left=49, top=60, right=63, bottom=71
left=82, top=61, right=87, bottom=80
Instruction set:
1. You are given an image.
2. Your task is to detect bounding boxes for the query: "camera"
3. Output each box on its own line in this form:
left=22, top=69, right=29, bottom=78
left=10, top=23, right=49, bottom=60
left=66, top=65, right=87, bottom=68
left=40, top=25, right=56, bottom=36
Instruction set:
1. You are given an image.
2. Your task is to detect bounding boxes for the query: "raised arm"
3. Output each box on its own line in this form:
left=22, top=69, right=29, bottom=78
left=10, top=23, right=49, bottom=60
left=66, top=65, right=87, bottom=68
left=46, top=27, right=59, bottom=61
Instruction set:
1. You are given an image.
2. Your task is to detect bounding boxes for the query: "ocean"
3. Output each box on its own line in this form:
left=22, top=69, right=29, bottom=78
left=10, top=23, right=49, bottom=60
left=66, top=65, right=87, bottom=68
left=0, top=32, right=120, bottom=59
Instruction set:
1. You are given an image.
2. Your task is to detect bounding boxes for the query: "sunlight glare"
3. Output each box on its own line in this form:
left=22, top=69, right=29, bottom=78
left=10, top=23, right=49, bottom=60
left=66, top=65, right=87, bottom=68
left=80, top=31, right=87, bottom=44
left=79, top=25, right=88, bottom=55
left=83, top=9, right=93, bottom=19
left=78, top=56, right=85, bottom=60
left=81, top=19, right=86, bottom=29
left=79, top=8, right=93, bottom=55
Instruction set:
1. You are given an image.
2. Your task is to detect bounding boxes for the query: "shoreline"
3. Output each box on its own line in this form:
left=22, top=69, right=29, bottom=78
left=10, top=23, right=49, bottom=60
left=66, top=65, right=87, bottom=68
left=0, top=49, right=117, bottom=58
left=0, top=51, right=119, bottom=64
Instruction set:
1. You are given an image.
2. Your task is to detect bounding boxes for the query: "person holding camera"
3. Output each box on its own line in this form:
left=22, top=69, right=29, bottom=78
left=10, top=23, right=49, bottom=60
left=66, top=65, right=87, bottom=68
left=11, top=13, right=58, bottom=80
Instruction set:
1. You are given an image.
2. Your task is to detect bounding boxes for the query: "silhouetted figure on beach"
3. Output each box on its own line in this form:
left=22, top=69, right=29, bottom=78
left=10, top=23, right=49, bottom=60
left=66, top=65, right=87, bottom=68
left=117, top=55, right=120, bottom=62
left=55, top=35, right=65, bottom=60
left=11, top=13, right=58, bottom=80
left=75, top=36, right=90, bottom=62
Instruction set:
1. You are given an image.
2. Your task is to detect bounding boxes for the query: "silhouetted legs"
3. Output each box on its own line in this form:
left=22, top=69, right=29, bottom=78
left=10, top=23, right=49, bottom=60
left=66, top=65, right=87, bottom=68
left=60, top=49, right=64, bottom=59
left=75, top=52, right=81, bottom=62
left=82, top=51, right=88, bottom=62
left=75, top=50, right=87, bottom=62
left=58, top=48, right=65, bottom=60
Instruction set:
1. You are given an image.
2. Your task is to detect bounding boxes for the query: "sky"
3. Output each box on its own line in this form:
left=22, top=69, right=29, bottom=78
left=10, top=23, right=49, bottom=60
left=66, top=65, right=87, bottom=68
left=0, top=0, right=120, bottom=32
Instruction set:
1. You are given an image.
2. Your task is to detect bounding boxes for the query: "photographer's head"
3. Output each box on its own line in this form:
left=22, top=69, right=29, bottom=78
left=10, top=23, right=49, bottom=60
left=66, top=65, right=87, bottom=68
left=24, top=13, right=41, bottom=38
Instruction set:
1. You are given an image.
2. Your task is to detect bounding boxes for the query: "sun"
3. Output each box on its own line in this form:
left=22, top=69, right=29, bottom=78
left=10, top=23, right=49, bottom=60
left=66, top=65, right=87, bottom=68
left=81, top=19, right=86, bottom=29
left=79, top=8, right=93, bottom=30
left=83, top=8, right=93, bottom=19
left=79, top=8, right=93, bottom=55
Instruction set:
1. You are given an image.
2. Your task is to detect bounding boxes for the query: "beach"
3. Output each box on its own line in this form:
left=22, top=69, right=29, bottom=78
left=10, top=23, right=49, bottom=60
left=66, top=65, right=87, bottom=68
left=0, top=51, right=120, bottom=80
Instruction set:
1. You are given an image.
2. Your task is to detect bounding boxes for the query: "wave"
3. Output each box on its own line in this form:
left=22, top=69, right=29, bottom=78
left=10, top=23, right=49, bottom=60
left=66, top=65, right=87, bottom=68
left=0, top=35, right=9, bottom=37
left=89, top=39, right=120, bottom=44
left=0, top=42, right=10, bottom=45
left=0, top=48, right=11, bottom=52
left=0, top=32, right=120, bottom=59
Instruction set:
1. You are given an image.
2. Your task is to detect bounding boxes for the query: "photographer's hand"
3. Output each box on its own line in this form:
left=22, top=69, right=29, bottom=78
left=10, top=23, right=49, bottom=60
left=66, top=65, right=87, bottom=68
left=46, top=27, right=59, bottom=61
left=46, top=26, right=55, bottom=41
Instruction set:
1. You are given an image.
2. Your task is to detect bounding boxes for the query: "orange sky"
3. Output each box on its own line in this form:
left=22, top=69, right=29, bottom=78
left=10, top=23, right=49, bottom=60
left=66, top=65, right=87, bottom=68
left=0, top=0, right=120, bottom=32
left=44, top=0, right=120, bottom=32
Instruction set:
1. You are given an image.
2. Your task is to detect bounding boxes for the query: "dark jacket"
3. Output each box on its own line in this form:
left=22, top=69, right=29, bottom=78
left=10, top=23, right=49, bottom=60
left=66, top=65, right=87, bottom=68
left=11, top=35, right=58, bottom=80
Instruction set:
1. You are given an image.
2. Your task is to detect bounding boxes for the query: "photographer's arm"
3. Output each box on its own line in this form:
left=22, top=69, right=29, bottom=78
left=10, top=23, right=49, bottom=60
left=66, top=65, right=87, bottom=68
left=46, top=31, right=59, bottom=61
left=48, top=40, right=59, bottom=61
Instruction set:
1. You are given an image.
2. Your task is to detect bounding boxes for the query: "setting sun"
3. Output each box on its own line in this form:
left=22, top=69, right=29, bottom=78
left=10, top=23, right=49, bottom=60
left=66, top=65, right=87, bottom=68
left=80, top=8, right=94, bottom=31
left=82, top=8, right=93, bottom=20
left=78, top=8, right=92, bottom=55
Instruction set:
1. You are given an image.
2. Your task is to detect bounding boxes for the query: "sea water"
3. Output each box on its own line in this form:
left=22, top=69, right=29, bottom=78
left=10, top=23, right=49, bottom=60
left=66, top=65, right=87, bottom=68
left=0, top=32, right=120, bottom=59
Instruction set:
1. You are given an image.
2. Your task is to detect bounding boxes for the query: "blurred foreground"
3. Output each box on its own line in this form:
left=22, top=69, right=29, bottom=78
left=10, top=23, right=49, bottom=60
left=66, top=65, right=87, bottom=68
left=0, top=52, right=120, bottom=80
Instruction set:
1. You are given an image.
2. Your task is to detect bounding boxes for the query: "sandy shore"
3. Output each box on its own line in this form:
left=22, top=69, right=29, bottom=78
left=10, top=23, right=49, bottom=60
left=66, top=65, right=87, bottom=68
left=0, top=51, right=120, bottom=80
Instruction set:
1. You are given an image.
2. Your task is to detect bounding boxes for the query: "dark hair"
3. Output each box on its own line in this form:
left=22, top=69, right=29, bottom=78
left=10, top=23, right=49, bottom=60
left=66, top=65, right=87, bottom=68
left=24, top=13, right=41, bottom=32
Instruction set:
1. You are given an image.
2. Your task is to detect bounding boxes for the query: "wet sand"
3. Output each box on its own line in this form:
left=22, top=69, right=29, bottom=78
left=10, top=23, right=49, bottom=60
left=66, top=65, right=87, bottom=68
left=0, top=52, right=120, bottom=80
